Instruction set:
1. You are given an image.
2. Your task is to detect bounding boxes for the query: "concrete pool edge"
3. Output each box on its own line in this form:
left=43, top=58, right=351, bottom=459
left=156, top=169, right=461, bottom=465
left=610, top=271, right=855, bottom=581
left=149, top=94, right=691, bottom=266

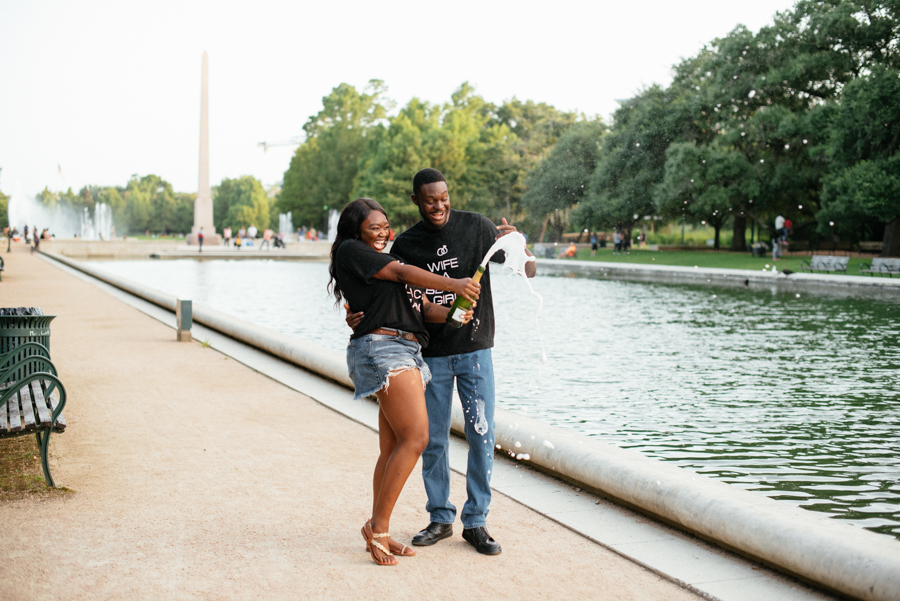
left=41, top=251, right=900, bottom=601
left=535, top=258, right=900, bottom=296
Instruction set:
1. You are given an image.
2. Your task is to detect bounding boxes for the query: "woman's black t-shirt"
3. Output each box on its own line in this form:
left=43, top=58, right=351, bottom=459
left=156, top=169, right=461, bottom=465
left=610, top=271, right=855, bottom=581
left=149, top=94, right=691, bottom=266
left=334, top=239, right=429, bottom=347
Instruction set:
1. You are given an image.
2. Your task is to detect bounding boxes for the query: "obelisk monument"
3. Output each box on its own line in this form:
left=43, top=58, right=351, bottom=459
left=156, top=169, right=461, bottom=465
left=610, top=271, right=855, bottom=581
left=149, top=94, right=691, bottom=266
left=188, top=51, right=220, bottom=245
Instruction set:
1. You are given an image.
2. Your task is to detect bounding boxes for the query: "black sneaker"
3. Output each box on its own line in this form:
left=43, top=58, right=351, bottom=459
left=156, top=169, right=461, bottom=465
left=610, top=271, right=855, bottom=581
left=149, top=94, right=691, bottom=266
left=462, top=526, right=502, bottom=555
left=411, top=522, right=453, bottom=546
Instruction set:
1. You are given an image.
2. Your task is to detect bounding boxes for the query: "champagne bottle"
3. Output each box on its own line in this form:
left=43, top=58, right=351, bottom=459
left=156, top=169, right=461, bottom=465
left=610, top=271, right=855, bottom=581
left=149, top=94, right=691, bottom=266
left=445, top=265, right=484, bottom=328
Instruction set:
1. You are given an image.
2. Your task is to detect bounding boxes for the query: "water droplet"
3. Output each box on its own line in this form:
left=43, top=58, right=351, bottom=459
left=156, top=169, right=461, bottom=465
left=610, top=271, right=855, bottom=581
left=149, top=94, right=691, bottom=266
left=748, top=90, right=756, bottom=98
left=784, top=144, right=790, bottom=150
left=514, top=441, right=522, bottom=448
left=803, top=139, right=808, bottom=144
left=495, top=444, right=502, bottom=449
left=795, top=293, right=801, bottom=298
left=543, top=440, right=555, bottom=449
left=656, top=480, right=661, bottom=486
left=760, top=159, right=765, bottom=163
left=473, top=398, right=488, bottom=436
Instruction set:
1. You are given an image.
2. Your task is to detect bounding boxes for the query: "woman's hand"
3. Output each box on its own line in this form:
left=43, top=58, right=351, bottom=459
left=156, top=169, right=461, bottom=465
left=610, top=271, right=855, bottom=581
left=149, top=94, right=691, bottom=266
left=452, top=277, right=481, bottom=303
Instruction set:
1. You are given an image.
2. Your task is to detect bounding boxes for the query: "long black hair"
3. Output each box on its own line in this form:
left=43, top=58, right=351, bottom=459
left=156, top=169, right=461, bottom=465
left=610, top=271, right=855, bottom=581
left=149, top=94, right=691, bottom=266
left=327, top=198, right=389, bottom=306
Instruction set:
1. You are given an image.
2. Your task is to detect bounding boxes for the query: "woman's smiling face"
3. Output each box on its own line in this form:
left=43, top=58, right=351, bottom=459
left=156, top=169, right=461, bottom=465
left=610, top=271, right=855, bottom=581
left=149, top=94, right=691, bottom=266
left=359, top=210, right=390, bottom=252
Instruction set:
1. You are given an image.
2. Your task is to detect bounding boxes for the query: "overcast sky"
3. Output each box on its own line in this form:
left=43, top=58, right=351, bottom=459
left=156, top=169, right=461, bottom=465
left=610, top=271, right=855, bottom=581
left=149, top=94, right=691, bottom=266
left=0, top=0, right=798, bottom=202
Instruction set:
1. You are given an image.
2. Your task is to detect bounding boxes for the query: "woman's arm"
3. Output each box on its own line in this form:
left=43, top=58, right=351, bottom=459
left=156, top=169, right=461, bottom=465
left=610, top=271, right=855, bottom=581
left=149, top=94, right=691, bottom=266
left=374, top=261, right=480, bottom=303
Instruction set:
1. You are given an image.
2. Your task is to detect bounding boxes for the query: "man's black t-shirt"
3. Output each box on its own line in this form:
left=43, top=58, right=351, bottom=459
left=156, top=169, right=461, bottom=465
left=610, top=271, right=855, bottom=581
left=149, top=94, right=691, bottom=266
left=334, top=239, right=429, bottom=346
left=391, top=210, right=503, bottom=358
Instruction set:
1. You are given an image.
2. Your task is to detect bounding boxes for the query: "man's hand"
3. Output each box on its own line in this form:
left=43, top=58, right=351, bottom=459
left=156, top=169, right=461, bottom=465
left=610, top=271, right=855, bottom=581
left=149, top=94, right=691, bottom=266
left=344, top=303, right=364, bottom=331
left=495, top=217, right=518, bottom=239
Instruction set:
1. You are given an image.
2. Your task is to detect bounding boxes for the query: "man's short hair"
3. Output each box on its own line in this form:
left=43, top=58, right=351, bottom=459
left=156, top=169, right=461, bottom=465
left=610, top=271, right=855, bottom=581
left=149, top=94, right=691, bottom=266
left=413, top=168, right=446, bottom=198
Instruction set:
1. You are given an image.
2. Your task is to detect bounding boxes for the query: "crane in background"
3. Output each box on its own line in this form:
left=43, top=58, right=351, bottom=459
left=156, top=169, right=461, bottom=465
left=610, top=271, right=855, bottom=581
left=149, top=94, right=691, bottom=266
left=257, top=137, right=303, bottom=152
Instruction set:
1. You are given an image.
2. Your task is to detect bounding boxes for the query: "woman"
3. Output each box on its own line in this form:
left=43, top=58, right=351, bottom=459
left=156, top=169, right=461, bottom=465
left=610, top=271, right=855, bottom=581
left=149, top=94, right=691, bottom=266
left=329, top=198, right=480, bottom=566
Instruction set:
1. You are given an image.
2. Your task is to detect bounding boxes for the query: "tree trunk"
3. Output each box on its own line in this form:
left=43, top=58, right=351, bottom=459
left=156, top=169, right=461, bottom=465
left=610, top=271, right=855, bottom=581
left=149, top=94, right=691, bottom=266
left=881, top=217, right=900, bottom=257
left=538, top=214, right=550, bottom=243
left=714, top=226, right=721, bottom=250
left=731, top=214, right=747, bottom=251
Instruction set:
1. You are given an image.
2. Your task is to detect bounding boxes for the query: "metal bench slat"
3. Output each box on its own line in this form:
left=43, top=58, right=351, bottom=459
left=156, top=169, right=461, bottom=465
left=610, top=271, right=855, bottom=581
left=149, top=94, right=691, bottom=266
left=19, top=382, right=36, bottom=430
left=45, top=381, right=66, bottom=432
left=6, top=392, right=22, bottom=433
left=0, top=393, right=7, bottom=434
left=31, top=381, right=52, bottom=427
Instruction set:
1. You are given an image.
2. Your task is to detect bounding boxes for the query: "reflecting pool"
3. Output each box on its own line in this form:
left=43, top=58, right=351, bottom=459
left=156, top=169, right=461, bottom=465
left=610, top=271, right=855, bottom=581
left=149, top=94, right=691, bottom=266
left=95, top=259, right=900, bottom=538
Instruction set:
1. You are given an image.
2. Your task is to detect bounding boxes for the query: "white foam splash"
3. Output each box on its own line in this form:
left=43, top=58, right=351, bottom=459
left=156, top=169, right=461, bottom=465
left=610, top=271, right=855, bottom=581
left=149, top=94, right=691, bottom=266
left=479, top=231, right=546, bottom=362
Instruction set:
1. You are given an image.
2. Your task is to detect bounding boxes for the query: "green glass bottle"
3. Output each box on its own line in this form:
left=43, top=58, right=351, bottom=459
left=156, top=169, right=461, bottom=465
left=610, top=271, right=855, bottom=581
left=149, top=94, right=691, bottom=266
left=445, top=265, right=484, bottom=328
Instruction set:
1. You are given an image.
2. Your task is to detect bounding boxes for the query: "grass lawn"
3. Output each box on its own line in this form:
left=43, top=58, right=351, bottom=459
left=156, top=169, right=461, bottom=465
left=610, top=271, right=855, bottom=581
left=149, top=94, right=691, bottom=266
left=557, top=247, right=872, bottom=275
left=0, top=435, right=70, bottom=499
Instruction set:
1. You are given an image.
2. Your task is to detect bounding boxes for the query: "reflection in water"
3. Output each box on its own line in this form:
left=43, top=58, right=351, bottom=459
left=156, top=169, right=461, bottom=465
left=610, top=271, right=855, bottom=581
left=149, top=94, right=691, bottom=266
left=96, top=259, right=900, bottom=538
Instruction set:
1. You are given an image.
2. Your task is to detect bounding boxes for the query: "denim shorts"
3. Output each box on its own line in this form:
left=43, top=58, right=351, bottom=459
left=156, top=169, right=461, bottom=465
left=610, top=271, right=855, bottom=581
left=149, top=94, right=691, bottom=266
left=346, top=332, right=432, bottom=400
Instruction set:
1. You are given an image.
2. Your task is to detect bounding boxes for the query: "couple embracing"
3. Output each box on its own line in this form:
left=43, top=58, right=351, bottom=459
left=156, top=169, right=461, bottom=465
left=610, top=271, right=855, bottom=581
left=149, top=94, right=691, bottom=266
left=328, top=168, right=537, bottom=566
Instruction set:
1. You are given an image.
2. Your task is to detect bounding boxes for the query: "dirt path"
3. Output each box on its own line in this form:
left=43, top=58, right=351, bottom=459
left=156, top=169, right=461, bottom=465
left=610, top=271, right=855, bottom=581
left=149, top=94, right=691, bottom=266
left=0, top=247, right=700, bottom=600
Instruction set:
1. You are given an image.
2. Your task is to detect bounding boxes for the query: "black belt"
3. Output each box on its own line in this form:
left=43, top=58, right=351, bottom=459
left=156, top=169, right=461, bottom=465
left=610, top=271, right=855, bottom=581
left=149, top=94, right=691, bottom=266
left=370, top=328, right=418, bottom=342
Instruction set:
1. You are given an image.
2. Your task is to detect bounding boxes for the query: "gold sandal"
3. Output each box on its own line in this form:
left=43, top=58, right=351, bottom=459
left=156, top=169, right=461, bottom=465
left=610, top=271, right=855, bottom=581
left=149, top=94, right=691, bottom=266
left=362, top=520, right=415, bottom=556
left=361, top=521, right=398, bottom=566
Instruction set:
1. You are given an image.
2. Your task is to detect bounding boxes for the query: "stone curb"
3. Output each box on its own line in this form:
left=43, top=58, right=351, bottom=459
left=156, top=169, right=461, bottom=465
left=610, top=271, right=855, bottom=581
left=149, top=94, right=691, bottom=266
left=42, top=251, right=900, bottom=601
left=535, top=258, right=900, bottom=296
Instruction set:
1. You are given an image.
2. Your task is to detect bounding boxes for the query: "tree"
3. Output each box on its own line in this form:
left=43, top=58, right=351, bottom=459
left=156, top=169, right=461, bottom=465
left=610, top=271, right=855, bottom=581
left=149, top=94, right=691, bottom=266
left=579, top=85, right=697, bottom=232
left=487, top=99, right=579, bottom=229
left=215, top=176, right=271, bottom=232
left=522, top=121, right=604, bottom=242
left=655, top=142, right=758, bottom=249
left=353, top=83, right=515, bottom=229
left=279, top=81, right=389, bottom=230
left=819, top=65, right=900, bottom=256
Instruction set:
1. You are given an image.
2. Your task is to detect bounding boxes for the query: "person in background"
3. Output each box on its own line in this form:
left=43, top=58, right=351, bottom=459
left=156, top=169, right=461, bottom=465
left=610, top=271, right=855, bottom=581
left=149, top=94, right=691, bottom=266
left=234, top=233, right=242, bottom=251
left=330, top=197, right=479, bottom=566
left=238, top=226, right=246, bottom=246
left=197, top=227, right=204, bottom=253
left=557, top=241, right=577, bottom=259
left=773, top=215, right=785, bottom=261
left=223, top=226, right=232, bottom=247
left=590, top=232, right=598, bottom=256
left=248, top=224, right=258, bottom=242
left=261, top=228, right=271, bottom=250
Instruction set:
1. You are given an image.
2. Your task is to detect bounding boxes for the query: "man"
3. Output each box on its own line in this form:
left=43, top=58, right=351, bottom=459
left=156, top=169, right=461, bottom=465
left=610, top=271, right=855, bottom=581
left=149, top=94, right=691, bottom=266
left=348, top=168, right=536, bottom=555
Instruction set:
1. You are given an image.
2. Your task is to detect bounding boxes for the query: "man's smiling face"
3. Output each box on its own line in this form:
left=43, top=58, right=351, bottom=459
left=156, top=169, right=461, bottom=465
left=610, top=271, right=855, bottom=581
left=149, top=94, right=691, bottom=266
left=414, top=181, right=451, bottom=229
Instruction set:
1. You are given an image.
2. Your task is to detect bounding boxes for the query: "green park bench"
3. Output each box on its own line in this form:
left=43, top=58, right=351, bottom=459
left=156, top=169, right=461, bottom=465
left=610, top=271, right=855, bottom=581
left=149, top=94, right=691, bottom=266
left=859, top=257, right=900, bottom=277
left=800, top=255, right=849, bottom=274
left=0, top=311, right=68, bottom=487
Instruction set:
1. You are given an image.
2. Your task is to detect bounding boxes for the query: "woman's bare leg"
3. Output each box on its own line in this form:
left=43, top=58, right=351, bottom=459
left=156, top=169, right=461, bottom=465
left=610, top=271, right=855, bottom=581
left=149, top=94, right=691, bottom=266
left=372, top=408, right=397, bottom=517
left=369, top=368, right=429, bottom=543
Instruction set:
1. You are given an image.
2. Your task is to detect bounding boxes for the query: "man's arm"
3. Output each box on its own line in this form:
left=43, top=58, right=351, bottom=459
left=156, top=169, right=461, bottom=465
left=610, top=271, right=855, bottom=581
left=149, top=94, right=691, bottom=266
left=495, top=217, right=537, bottom=278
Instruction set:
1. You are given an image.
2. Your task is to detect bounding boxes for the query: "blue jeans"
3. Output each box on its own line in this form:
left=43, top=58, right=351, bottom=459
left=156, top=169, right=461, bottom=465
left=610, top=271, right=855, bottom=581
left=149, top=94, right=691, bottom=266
left=422, top=348, right=495, bottom=529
